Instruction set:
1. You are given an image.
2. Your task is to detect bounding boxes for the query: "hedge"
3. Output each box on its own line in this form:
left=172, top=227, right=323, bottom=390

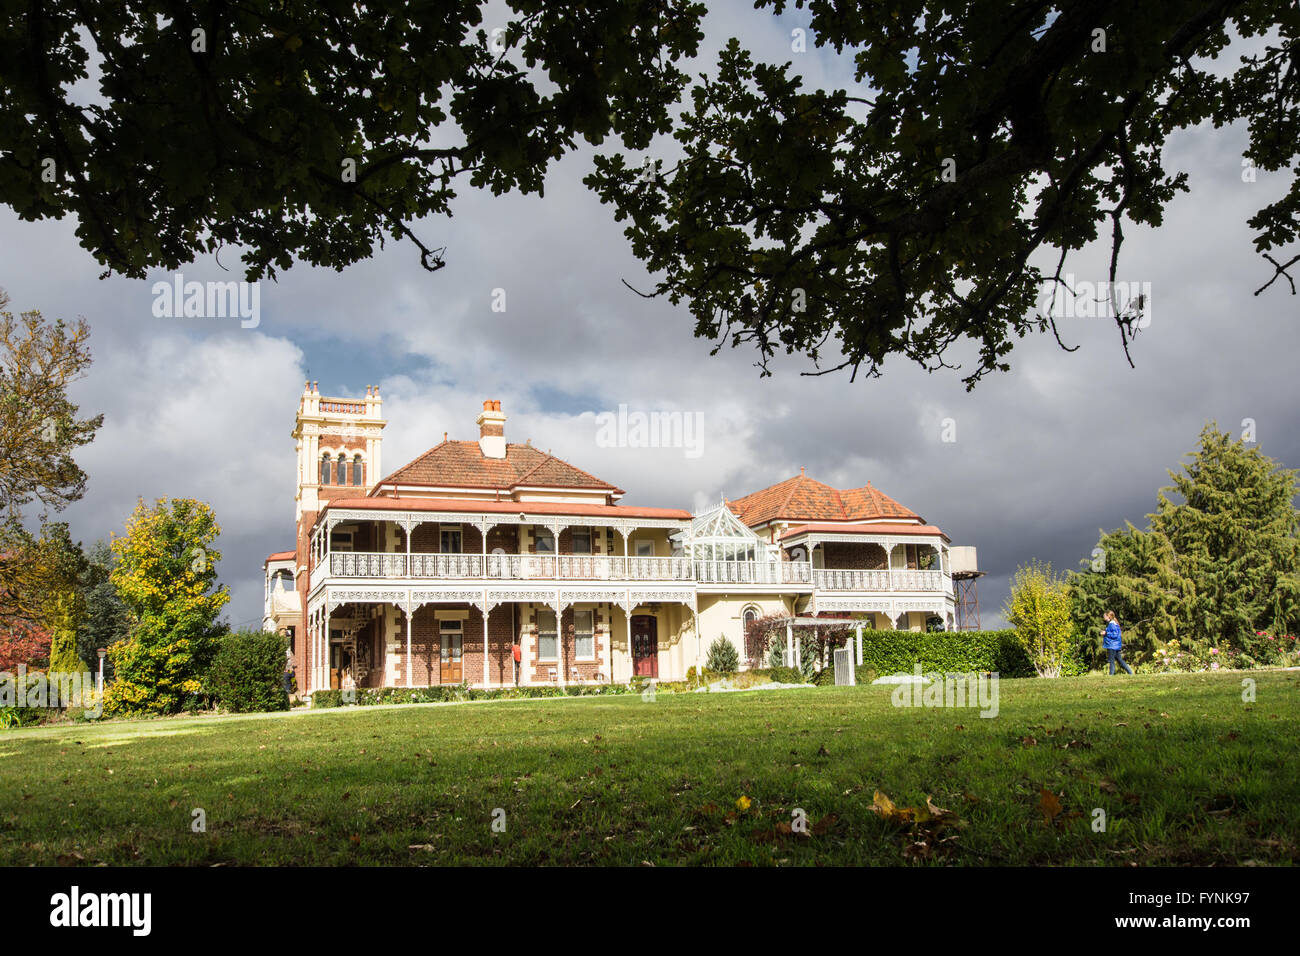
left=856, top=629, right=1036, bottom=678
left=307, top=674, right=809, bottom=708
left=312, top=681, right=654, bottom=708
left=205, top=630, right=290, bottom=713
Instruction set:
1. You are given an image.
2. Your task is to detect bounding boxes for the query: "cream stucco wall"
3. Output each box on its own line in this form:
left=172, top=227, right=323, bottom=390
left=696, top=594, right=798, bottom=669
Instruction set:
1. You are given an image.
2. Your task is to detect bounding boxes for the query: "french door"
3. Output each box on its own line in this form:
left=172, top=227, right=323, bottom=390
left=631, top=615, right=658, bottom=678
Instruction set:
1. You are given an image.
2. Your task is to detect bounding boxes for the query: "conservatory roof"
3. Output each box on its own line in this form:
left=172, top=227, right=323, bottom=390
left=686, top=500, right=763, bottom=543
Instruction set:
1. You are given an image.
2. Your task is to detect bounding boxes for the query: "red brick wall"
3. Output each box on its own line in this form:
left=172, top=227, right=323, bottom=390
left=527, top=604, right=608, bottom=683
left=486, top=525, right=518, bottom=555
left=822, top=542, right=889, bottom=570
left=410, top=522, right=484, bottom=554
left=295, top=509, right=315, bottom=691
left=389, top=604, right=514, bottom=687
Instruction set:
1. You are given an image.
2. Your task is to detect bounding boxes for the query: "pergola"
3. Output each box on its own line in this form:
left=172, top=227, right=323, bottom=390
left=770, top=615, right=871, bottom=670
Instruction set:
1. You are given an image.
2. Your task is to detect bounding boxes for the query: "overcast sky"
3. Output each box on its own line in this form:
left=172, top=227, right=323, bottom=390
left=3, top=3, right=1297, bottom=631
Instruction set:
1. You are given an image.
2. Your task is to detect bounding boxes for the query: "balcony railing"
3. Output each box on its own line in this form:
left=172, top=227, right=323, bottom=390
left=330, top=552, right=410, bottom=577
left=813, top=568, right=946, bottom=592
left=328, top=552, right=695, bottom=582
left=322, top=552, right=947, bottom=591
left=694, top=559, right=811, bottom=586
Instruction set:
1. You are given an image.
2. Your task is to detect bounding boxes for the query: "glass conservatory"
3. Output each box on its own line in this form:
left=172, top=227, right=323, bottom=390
left=674, top=501, right=811, bottom=586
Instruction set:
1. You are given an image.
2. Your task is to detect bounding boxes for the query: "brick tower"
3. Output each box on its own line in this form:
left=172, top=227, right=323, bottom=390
left=291, top=382, right=386, bottom=681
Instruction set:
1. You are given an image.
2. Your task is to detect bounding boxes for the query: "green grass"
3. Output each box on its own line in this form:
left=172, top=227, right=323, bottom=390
left=1, top=670, right=1296, bottom=865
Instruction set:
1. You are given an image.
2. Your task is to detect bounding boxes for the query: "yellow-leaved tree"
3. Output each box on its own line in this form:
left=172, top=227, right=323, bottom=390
left=105, top=498, right=229, bottom=715
left=1004, top=560, right=1075, bottom=678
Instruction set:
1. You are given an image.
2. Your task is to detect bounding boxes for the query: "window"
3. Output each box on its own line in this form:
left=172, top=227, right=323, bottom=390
left=439, top=619, right=463, bottom=661
left=440, top=526, right=462, bottom=554
left=634, top=539, right=654, bottom=557
left=320, top=454, right=331, bottom=485
left=331, top=530, right=354, bottom=552
left=535, top=609, right=557, bottom=660
left=571, top=528, right=592, bottom=554
left=352, top=455, right=363, bottom=486
left=336, top=456, right=347, bottom=486
left=534, top=529, right=555, bottom=553
left=574, top=609, right=594, bottom=659
left=743, top=606, right=758, bottom=630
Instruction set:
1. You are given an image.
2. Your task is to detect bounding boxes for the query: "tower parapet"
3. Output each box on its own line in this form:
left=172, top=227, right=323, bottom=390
left=292, top=381, right=387, bottom=524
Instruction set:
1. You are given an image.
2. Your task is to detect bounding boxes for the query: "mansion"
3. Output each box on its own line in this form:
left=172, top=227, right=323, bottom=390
left=262, top=385, right=969, bottom=694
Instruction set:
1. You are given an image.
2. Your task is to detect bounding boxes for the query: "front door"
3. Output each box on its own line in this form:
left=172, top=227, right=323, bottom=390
left=631, top=615, right=658, bottom=678
left=440, top=622, right=463, bottom=684
left=329, top=633, right=344, bottom=689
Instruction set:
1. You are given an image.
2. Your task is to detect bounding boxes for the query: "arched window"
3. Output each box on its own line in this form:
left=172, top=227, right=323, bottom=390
left=320, top=453, right=331, bottom=485
left=336, top=456, right=347, bottom=485
left=741, top=605, right=762, bottom=668
left=352, top=454, right=363, bottom=486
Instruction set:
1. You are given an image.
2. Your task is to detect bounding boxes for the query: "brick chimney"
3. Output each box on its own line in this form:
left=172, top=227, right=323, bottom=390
left=476, top=399, right=506, bottom=458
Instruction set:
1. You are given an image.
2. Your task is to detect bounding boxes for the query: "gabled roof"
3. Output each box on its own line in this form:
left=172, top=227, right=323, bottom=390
left=727, top=472, right=920, bottom=526
left=689, top=500, right=763, bottom=542
left=780, top=523, right=946, bottom=540
left=374, top=440, right=623, bottom=495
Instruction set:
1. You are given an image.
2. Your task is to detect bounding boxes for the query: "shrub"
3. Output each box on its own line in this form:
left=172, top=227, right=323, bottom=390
left=766, top=666, right=804, bottom=684
left=206, top=630, right=290, bottom=713
left=744, top=612, right=789, bottom=669
left=857, top=629, right=1034, bottom=678
left=706, top=636, right=739, bottom=673
left=1004, top=560, right=1076, bottom=677
left=685, top=666, right=722, bottom=685
left=311, top=689, right=344, bottom=708
left=0, top=707, right=46, bottom=729
left=766, top=639, right=785, bottom=669
left=104, top=622, right=221, bottom=716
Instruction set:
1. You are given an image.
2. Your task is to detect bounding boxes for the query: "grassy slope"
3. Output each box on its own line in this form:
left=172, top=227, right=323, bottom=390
left=1, top=671, right=1296, bottom=866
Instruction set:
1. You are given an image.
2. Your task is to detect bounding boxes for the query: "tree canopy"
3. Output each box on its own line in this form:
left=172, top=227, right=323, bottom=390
left=1, top=1, right=1295, bottom=383
left=106, top=497, right=230, bottom=715
left=0, top=287, right=102, bottom=630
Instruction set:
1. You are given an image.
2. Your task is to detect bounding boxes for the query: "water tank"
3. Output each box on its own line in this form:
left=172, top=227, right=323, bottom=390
left=948, top=546, right=978, bottom=575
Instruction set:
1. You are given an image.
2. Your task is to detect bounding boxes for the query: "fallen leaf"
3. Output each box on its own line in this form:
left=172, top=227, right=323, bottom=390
left=1039, top=789, right=1063, bottom=825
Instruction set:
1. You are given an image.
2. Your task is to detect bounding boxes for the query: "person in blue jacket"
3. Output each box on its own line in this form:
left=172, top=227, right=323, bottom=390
left=1103, top=610, right=1133, bottom=674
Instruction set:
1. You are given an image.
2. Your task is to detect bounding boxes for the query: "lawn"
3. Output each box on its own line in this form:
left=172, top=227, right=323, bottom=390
left=1, top=670, right=1296, bottom=866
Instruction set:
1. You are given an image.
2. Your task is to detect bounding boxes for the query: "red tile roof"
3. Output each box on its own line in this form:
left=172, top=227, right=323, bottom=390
left=780, top=523, right=946, bottom=539
left=322, top=496, right=690, bottom=521
left=374, top=440, right=623, bottom=495
left=728, top=473, right=920, bottom=526
left=264, top=550, right=296, bottom=564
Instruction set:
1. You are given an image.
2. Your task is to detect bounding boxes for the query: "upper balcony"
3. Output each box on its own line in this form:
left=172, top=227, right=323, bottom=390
left=327, top=552, right=695, bottom=582
left=811, top=568, right=946, bottom=591
left=317, top=551, right=947, bottom=592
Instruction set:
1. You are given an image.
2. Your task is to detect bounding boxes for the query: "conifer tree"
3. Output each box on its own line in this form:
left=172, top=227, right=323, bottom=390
left=1071, top=425, right=1300, bottom=664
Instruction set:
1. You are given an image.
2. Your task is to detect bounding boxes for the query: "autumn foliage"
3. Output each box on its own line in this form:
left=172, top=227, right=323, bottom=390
left=104, top=498, right=230, bottom=716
